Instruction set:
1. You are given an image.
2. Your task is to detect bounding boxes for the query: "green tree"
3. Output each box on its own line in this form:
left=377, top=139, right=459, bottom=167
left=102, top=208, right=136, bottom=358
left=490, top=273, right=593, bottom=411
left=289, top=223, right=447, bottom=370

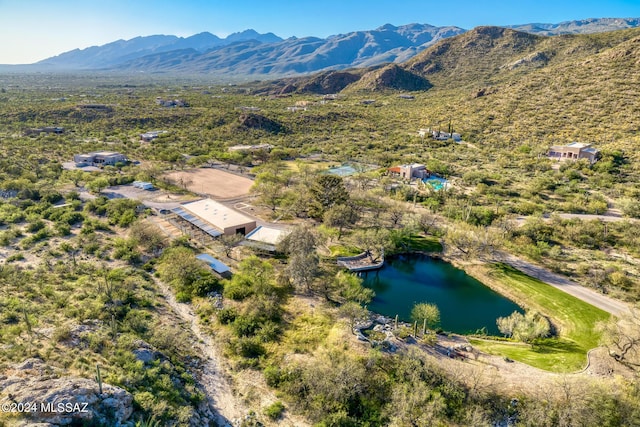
left=351, top=228, right=392, bottom=263
left=334, top=271, right=374, bottom=304
left=411, top=302, right=440, bottom=331
left=310, top=175, right=349, bottom=218
left=497, top=311, right=550, bottom=346
left=62, top=169, right=89, bottom=187
left=323, top=203, right=359, bottom=239
left=443, top=223, right=502, bottom=261
left=87, top=177, right=109, bottom=194
left=253, top=181, right=285, bottom=213
left=279, top=225, right=320, bottom=292
left=157, top=247, right=218, bottom=301
left=223, top=256, right=277, bottom=300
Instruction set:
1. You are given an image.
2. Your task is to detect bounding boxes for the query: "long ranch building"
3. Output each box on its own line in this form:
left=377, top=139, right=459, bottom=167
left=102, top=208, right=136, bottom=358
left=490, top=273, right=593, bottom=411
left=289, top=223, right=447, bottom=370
left=171, top=198, right=256, bottom=238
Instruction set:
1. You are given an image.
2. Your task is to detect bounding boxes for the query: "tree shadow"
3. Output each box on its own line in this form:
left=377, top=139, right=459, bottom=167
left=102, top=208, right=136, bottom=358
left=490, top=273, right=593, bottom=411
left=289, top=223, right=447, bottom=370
left=530, top=339, right=582, bottom=355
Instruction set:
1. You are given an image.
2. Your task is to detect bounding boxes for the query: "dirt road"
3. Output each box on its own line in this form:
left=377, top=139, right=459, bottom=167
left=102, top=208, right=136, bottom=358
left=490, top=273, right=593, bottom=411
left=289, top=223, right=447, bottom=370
left=153, top=278, right=246, bottom=426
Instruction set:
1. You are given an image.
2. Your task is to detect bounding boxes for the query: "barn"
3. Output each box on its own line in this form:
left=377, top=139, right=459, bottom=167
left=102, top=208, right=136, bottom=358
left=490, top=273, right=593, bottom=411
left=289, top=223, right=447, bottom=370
left=171, top=198, right=256, bottom=238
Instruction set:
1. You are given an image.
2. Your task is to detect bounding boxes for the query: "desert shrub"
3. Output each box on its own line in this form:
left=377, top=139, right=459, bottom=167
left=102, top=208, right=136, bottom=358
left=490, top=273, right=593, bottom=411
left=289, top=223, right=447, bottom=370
left=217, top=307, right=238, bottom=325
left=263, top=401, right=285, bottom=420
left=230, top=336, right=266, bottom=359
left=6, top=253, right=24, bottom=262
left=52, top=325, right=72, bottom=342
left=25, top=219, right=46, bottom=233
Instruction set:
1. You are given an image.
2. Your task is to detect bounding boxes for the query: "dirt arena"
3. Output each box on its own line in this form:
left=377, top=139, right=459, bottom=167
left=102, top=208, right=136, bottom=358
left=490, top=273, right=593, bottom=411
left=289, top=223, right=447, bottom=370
left=164, top=168, right=254, bottom=199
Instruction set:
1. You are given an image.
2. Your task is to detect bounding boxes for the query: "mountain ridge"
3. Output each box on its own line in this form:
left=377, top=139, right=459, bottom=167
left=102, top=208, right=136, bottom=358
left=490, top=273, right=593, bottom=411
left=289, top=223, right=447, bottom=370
left=104, top=23, right=467, bottom=75
left=508, top=17, right=640, bottom=35
left=263, top=24, right=640, bottom=97
left=36, top=30, right=284, bottom=69
left=4, top=17, right=640, bottom=77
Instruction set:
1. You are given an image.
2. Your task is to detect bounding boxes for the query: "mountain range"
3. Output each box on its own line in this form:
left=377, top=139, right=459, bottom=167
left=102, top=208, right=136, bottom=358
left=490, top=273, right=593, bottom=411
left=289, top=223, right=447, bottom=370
left=36, top=29, right=283, bottom=69
left=261, top=23, right=640, bottom=95
left=4, top=17, right=640, bottom=77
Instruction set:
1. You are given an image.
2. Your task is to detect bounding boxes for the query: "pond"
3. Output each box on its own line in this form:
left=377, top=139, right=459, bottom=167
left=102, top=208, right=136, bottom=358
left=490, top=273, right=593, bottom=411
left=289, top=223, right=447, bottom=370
left=362, top=254, right=523, bottom=335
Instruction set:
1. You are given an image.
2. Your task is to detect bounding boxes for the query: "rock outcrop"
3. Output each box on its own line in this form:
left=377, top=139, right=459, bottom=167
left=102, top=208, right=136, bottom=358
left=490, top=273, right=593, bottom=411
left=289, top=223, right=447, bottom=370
left=237, top=113, right=286, bottom=134
left=0, top=359, right=134, bottom=426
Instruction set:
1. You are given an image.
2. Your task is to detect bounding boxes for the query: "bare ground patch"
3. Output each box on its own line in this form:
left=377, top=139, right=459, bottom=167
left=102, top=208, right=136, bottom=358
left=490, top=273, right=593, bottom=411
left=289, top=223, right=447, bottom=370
left=164, top=168, right=254, bottom=199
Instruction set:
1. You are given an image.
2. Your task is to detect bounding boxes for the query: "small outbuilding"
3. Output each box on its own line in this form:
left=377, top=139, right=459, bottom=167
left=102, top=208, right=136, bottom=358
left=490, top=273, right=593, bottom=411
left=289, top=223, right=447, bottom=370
left=244, top=225, right=289, bottom=252
left=140, top=130, right=168, bottom=142
left=228, top=143, right=273, bottom=152
left=196, top=253, right=231, bottom=275
left=133, top=181, right=154, bottom=190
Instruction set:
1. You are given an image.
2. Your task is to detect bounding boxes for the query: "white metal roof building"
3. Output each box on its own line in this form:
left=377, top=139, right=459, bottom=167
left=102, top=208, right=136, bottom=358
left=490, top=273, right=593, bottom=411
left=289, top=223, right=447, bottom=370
left=175, top=198, right=257, bottom=237
left=244, top=225, right=289, bottom=252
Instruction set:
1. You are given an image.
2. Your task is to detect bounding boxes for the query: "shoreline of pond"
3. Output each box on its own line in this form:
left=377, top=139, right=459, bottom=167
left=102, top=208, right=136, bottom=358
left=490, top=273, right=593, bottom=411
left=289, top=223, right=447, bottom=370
left=360, top=252, right=524, bottom=335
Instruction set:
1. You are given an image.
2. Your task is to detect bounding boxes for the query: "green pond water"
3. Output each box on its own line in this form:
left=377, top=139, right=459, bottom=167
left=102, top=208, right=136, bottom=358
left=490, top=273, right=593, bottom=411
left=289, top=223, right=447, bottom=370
left=362, top=254, right=523, bottom=335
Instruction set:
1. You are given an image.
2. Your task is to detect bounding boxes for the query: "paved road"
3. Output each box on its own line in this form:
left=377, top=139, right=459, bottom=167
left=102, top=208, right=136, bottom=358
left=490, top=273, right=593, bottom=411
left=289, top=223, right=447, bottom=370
left=515, top=212, right=637, bottom=226
left=500, top=253, right=630, bottom=316
left=555, top=213, right=634, bottom=223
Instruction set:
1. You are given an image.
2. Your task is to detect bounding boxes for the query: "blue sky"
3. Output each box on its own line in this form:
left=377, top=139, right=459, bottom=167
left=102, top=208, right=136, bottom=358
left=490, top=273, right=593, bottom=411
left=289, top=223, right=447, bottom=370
left=1, top=0, right=640, bottom=63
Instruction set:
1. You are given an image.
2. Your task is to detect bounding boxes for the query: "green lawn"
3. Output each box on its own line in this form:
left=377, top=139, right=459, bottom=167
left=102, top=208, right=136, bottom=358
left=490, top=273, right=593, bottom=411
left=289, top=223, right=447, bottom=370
left=329, top=245, right=363, bottom=257
left=470, top=263, right=611, bottom=372
left=405, top=234, right=443, bottom=253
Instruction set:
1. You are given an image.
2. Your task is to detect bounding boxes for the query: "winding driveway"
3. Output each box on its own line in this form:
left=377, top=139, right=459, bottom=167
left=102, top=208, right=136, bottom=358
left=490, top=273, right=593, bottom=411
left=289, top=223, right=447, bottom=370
left=500, top=253, right=630, bottom=316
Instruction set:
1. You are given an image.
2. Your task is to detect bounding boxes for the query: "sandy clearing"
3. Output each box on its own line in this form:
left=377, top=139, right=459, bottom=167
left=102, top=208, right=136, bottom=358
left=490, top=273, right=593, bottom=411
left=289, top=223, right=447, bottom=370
left=164, top=168, right=254, bottom=199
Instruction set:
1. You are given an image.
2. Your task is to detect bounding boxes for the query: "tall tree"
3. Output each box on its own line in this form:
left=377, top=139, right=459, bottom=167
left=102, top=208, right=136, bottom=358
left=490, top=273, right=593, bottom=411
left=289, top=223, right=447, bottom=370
left=278, top=224, right=317, bottom=255
left=323, top=203, right=359, bottom=239
left=253, top=181, right=284, bottom=213
left=287, top=252, right=320, bottom=292
left=310, top=175, right=349, bottom=218
left=387, top=202, right=406, bottom=228
left=218, top=233, right=244, bottom=259
left=351, top=228, right=392, bottom=262
left=278, top=225, right=320, bottom=293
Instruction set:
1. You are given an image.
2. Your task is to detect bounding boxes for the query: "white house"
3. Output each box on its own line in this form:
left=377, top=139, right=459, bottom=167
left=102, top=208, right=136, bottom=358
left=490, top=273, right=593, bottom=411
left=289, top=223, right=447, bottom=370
left=74, top=151, right=127, bottom=167
left=418, top=128, right=461, bottom=142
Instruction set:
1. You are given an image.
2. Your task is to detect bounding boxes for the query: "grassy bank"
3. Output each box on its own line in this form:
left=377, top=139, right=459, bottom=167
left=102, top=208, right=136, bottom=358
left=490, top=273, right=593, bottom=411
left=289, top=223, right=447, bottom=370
left=466, top=263, right=611, bottom=372
left=404, top=234, right=443, bottom=253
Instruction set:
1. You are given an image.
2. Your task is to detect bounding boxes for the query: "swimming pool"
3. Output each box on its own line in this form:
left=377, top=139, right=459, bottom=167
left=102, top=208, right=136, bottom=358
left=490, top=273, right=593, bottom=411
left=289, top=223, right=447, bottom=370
left=424, top=176, right=448, bottom=191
